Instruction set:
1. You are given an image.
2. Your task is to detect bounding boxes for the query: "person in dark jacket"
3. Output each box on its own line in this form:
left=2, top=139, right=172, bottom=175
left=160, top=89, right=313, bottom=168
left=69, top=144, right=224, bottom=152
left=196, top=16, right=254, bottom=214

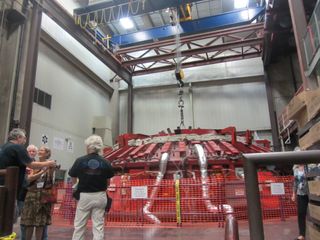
left=69, top=135, right=114, bottom=240
left=0, top=128, right=56, bottom=224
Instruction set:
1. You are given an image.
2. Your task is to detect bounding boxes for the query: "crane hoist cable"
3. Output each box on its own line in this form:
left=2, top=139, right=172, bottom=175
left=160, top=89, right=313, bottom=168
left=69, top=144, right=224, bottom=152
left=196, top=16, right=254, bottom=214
left=178, top=85, right=185, bottom=128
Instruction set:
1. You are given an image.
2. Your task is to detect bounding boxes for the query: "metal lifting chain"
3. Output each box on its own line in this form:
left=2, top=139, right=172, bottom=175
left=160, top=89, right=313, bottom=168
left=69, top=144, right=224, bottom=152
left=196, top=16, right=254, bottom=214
left=178, top=84, right=185, bottom=128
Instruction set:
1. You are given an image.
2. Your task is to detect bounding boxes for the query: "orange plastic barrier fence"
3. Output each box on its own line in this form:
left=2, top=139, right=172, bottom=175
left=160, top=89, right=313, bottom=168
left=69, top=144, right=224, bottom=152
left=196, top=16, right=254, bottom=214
left=52, top=176, right=296, bottom=227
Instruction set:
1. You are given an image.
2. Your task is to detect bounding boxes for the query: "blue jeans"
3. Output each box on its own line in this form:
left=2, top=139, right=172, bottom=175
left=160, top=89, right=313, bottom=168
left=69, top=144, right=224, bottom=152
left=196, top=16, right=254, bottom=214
left=43, top=225, right=48, bottom=240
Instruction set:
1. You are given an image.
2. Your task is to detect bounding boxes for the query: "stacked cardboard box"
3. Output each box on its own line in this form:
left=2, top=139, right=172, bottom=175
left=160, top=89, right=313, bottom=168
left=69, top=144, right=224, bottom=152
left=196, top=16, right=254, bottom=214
left=292, top=88, right=320, bottom=240
left=306, top=88, right=320, bottom=121
left=287, top=91, right=309, bottom=129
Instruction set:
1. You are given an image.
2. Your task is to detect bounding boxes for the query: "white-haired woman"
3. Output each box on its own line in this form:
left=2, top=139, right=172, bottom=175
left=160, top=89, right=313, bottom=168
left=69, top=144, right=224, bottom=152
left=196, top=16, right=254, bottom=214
left=21, top=146, right=55, bottom=240
left=69, top=135, right=114, bottom=240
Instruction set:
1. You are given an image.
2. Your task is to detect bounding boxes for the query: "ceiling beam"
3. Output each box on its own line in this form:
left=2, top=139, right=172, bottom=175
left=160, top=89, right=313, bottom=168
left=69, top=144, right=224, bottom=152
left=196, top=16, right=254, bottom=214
left=42, top=0, right=132, bottom=85
left=123, top=38, right=263, bottom=66
left=132, top=52, right=262, bottom=75
left=116, top=23, right=264, bottom=54
left=74, top=0, right=204, bottom=17
left=111, top=7, right=265, bottom=46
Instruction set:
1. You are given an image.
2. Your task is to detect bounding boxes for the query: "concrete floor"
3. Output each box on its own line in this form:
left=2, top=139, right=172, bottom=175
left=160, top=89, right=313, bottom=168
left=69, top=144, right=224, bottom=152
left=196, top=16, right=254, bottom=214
left=14, top=217, right=299, bottom=240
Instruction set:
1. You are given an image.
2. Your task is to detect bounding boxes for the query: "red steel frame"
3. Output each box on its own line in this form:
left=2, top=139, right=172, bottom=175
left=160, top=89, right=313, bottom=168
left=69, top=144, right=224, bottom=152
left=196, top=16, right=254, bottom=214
left=115, top=23, right=264, bottom=75
left=103, top=127, right=270, bottom=178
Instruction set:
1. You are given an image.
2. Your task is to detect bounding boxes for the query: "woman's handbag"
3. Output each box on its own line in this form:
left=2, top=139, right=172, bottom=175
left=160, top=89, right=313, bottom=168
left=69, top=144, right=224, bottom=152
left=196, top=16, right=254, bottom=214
left=40, top=187, right=58, bottom=204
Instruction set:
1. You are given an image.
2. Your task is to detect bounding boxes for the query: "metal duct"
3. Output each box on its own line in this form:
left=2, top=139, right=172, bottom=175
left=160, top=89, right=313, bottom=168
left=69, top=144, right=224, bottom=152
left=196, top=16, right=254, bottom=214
left=194, top=144, right=233, bottom=213
left=143, top=152, right=169, bottom=223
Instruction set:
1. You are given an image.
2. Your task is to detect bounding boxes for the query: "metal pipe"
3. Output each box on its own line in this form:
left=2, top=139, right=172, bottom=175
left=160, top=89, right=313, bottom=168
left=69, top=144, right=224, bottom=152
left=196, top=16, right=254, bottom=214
left=243, top=150, right=320, bottom=240
left=194, top=144, right=233, bottom=213
left=243, top=150, right=320, bottom=165
left=143, top=152, right=169, bottom=224
left=224, top=214, right=239, bottom=240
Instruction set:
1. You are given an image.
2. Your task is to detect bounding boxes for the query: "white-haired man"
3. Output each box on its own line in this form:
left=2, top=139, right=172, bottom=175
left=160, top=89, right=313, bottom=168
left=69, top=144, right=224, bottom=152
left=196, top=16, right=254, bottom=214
left=69, top=135, right=114, bottom=240
left=0, top=128, right=56, bottom=198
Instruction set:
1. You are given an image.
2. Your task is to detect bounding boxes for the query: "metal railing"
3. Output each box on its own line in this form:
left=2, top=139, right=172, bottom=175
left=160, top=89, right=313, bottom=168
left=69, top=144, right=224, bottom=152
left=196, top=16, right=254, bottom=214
left=0, top=167, right=19, bottom=237
left=243, top=150, right=320, bottom=240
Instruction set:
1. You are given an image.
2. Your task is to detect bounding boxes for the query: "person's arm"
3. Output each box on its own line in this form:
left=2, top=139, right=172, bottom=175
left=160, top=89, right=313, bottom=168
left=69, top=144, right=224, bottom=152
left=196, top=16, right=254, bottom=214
left=26, top=160, right=56, bottom=169
left=68, top=158, right=80, bottom=178
left=71, top=177, right=78, bottom=185
left=27, top=168, right=48, bottom=182
left=292, top=170, right=298, bottom=201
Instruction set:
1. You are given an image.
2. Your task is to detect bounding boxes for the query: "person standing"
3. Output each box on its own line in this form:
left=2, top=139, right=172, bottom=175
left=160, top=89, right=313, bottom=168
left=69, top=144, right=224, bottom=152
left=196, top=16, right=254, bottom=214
left=21, top=146, right=55, bottom=240
left=19, top=144, right=38, bottom=240
left=69, top=135, right=114, bottom=240
left=0, top=128, right=56, bottom=222
left=292, top=164, right=309, bottom=240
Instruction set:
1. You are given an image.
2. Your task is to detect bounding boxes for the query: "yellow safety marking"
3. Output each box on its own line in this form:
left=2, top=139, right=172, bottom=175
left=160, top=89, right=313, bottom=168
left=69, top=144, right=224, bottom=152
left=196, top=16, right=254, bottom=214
left=175, top=179, right=181, bottom=225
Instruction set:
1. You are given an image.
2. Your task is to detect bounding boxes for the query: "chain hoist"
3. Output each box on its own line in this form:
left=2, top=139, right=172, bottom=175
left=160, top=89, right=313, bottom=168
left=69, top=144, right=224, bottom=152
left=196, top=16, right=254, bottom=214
left=178, top=84, right=185, bottom=128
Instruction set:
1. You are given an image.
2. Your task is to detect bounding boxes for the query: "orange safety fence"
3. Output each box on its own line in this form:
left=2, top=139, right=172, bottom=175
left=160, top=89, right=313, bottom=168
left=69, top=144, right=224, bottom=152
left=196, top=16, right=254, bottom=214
left=51, top=175, right=296, bottom=227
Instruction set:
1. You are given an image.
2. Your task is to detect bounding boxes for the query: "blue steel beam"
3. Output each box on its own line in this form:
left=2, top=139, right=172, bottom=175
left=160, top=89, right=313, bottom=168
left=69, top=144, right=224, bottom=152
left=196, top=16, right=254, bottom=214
left=111, top=7, right=265, bottom=47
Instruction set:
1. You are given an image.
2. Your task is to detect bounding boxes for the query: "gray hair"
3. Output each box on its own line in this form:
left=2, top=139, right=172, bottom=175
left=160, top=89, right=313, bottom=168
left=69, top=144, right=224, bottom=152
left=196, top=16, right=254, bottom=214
left=27, top=144, right=38, bottom=152
left=85, top=135, right=103, bottom=153
left=40, top=146, right=51, bottom=159
left=8, top=128, right=26, bottom=141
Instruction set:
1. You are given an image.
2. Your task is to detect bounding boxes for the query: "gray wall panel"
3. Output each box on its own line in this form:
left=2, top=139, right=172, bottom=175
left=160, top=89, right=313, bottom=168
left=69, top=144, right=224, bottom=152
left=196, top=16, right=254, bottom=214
left=193, top=82, right=271, bottom=131
left=120, top=79, right=271, bottom=135
left=30, top=42, right=111, bottom=172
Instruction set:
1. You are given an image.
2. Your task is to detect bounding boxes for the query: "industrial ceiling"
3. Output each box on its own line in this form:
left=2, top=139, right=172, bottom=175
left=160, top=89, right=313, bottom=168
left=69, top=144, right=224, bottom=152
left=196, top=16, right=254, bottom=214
left=65, top=0, right=317, bottom=76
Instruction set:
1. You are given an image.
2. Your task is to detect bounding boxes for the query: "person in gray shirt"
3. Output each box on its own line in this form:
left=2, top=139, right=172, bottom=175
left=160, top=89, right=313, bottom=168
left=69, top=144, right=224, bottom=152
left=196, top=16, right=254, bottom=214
left=291, top=164, right=308, bottom=240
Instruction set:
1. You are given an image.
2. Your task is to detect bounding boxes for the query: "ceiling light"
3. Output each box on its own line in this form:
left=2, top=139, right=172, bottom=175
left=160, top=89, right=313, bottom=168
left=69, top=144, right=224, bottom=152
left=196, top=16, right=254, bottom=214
left=234, top=0, right=248, bottom=9
left=120, top=17, right=134, bottom=29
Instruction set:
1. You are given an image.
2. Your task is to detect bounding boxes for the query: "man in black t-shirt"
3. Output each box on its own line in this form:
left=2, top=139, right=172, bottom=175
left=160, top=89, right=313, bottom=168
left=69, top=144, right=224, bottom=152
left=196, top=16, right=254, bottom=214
left=69, top=135, right=114, bottom=240
left=0, top=128, right=56, bottom=199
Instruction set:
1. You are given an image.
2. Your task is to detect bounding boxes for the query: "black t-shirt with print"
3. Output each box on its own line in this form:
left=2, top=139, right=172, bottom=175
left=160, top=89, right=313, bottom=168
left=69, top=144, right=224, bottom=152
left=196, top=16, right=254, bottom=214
left=68, top=153, right=114, bottom=193
left=0, top=142, right=32, bottom=198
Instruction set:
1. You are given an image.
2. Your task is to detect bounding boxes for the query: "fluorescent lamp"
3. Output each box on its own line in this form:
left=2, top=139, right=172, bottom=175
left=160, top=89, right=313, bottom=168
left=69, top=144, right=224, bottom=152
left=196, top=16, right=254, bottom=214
left=234, top=0, right=249, bottom=9
left=120, top=17, right=134, bottom=29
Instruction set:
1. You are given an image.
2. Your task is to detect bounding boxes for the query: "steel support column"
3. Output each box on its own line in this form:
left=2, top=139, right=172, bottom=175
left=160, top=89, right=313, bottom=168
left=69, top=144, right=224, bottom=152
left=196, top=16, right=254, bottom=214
left=19, top=1, right=42, bottom=136
left=264, top=69, right=281, bottom=151
left=288, top=0, right=310, bottom=89
left=127, top=84, right=133, bottom=133
left=243, top=150, right=320, bottom=240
